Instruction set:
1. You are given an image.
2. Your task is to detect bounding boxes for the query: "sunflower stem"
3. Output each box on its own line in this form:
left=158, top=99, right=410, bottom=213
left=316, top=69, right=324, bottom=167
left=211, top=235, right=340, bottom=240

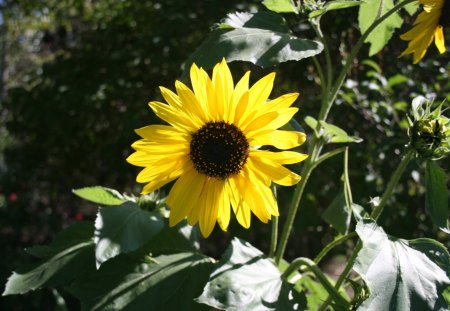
left=275, top=0, right=416, bottom=265
left=269, top=216, right=278, bottom=258
left=275, top=136, right=322, bottom=264
left=317, top=0, right=416, bottom=122
left=317, top=149, right=414, bottom=310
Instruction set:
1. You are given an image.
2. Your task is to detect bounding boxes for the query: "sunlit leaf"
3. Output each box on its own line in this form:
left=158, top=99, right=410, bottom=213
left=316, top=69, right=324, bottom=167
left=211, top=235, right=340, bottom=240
left=354, top=219, right=450, bottom=310
left=95, top=202, right=164, bottom=268
left=358, top=0, right=402, bottom=56
left=309, top=0, right=361, bottom=19
left=197, top=238, right=306, bottom=310
left=3, top=222, right=95, bottom=295
left=262, top=0, right=298, bottom=13
left=425, top=161, right=450, bottom=233
left=73, top=186, right=126, bottom=206
left=220, top=11, right=291, bottom=32
left=69, top=252, right=214, bottom=311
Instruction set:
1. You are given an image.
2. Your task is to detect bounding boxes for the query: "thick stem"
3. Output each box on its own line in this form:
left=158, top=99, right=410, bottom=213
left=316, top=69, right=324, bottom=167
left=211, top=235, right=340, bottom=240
left=275, top=136, right=322, bottom=264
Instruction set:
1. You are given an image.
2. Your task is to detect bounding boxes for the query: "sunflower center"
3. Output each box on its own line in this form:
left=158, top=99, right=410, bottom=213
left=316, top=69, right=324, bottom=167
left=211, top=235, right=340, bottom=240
left=190, top=121, right=249, bottom=179
left=439, top=0, right=450, bottom=26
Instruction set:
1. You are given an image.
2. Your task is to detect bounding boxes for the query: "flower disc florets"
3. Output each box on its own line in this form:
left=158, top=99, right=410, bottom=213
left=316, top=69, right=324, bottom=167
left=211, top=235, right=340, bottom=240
left=190, top=121, right=249, bottom=179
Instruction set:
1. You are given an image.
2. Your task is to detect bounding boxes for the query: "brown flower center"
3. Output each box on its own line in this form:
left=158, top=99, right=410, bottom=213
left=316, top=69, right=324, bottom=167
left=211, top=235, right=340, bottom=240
left=190, top=121, right=249, bottom=179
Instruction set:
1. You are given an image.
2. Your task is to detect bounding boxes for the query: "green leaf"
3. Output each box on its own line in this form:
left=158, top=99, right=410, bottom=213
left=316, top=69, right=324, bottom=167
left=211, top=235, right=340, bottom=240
left=69, top=252, right=214, bottom=311
left=95, top=202, right=164, bottom=268
left=146, top=220, right=201, bottom=254
left=3, top=222, right=95, bottom=295
left=354, top=219, right=450, bottom=310
left=73, top=186, right=126, bottom=206
left=304, top=116, right=362, bottom=143
left=196, top=238, right=306, bottom=310
left=262, top=0, right=298, bottom=13
left=425, top=161, right=450, bottom=233
left=322, top=190, right=351, bottom=234
left=295, top=275, right=328, bottom=310
left=186, top=12, right=323, bottom=69
left=358, top=0, right=403, bottom=56
left=220, top=11, right=291, bottom=33
left=309, top=0, right=361, bottom=19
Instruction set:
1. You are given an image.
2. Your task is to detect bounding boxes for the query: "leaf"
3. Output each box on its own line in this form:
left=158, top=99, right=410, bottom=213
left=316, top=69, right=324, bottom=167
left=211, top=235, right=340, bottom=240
left=95, top=202, right=164, bottom=268
left=69, top=252, right=215, bottom=311
left=3, top=222, right=95, bottom=295
left=309, top=0, right=362, bottom=19
left=262, top=0, right=298, bottom=13
left=294, top=275, right=329, bottom=311
left=196, top=238, right=306, bottom=311
left=186, top=12, right=323, bottom=69
left=322, top=190, right=351, bottom=234
left=358, top=0, right=403, bottom=56
left=146, top=220, right=201, bottom=254
left=221, top=11, right=291, bottom=32
left=354, top=219, right=450, bottom=311
left=425, top=161, right=450, bottom=233
left=73, top=186, right=125, bottom=206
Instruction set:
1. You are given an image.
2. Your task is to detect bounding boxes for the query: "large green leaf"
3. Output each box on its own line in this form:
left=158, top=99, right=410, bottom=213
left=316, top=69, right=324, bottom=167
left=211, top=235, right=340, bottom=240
left=262, top=0, right=298, bottom=13
left=73, top=186, right=126, bottom=206
left=3, top=222, right=95, bottom=295
left=358, top=0, right=402, bottom=56
left=354, top=219, right=450, bottom=310
left=69, top=252, right=215, bottom=311
left=196, top=238, right=306, bottom=310
left=186, top=12, right=323, bottom=69
left=95, top=202, right=164, bottom=268
left=425, top=160, right=450, bottom=233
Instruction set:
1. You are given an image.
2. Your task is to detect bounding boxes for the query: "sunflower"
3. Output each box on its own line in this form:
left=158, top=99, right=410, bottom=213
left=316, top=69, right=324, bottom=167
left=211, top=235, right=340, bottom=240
left=400, top=0, right=449, bottom=63
left=127, top=59, right=308, bottom=237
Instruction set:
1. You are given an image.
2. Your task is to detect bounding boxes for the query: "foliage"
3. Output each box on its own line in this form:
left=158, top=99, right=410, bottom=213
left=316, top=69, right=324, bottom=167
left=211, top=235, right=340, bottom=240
left=2, top=0, right=450, bottom=310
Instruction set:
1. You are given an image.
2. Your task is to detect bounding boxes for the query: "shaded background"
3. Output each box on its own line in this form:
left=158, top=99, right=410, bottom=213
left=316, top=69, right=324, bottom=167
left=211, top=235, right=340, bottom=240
left=0, top=0, right=449, bottom=309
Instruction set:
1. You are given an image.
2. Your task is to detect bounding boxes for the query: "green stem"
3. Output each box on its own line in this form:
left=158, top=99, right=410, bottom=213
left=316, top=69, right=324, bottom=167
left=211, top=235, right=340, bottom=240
left=318, top=149, right=414, bottom=310
left=313, top=232, right=357, bottom=264
left=317, top=0, right=415, bottom=122
left=269, top=216, right=278, bottom=258
left=275, top=137, right=322, bottom=264
left=282, top=257, right=350, bottom=308
left=312, top=21, right=333, bottom=96
left=275, top=0, right=414, bottom=268
left=370, top=148, right=414, bottom=220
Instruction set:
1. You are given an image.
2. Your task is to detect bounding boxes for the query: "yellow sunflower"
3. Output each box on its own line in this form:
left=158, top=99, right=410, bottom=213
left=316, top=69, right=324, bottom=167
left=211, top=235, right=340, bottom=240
left=400, top=0, right=449, bottom=63
left=127, top=59, right=308, bottom=237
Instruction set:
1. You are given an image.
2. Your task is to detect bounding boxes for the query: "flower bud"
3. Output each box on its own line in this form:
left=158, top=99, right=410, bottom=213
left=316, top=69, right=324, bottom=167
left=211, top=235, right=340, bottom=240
left=409, top=97, right=450, bottom=160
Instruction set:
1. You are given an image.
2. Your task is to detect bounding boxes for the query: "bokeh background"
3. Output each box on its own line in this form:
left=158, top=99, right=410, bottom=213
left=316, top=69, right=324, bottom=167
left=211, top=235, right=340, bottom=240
left=0, top=0, right=449, bottom=309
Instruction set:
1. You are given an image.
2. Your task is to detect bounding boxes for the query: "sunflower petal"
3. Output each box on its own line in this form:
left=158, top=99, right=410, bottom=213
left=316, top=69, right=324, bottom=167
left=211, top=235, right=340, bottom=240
left=167, top=168, right=205, bottom=227
left=250, top=130, right=306, bottom=149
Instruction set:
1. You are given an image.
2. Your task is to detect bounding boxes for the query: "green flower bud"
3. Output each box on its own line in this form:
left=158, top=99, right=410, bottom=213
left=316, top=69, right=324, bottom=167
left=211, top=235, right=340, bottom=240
left=409, top=96, right=450, bottom=160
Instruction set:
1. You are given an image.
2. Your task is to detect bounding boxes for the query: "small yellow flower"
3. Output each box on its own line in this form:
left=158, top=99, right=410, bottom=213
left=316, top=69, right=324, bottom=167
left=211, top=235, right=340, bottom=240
left=400, top=0, right=449, bottom=63
left=127, top=59, right=308, bottom=237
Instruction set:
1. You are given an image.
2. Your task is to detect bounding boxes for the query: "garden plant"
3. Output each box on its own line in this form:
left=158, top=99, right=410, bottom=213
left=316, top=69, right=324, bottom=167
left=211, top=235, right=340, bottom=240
left=2, top=0, right=450, bottom=310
